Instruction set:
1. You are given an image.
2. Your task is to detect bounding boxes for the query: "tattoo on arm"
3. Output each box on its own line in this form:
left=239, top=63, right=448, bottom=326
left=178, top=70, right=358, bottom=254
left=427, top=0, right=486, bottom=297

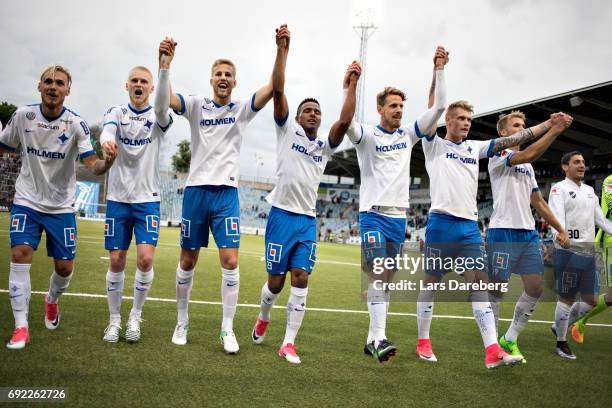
left=492, top=128, right=535, bottom=153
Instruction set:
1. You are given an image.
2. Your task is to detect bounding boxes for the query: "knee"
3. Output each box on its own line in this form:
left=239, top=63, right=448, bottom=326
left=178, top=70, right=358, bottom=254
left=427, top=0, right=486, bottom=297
left=109, top=252, right=126, bottom=271
left=292, top=270, right=309, bottom=288
left=55, top=264, right=73, bottom=277
left=137, top=255, right=154, bottom=272
left=526, top=286, right=543, bottom=299
left=11, top=247, right=32, bottom=264
left=180, top=255, right=196, bottom=271
left=220, top=256, right=238, bottom=270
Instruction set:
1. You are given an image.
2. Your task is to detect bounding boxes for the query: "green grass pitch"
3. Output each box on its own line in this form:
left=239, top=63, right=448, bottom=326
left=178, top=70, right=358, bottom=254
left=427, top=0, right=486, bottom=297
left=1, top=213, right=610, bottom=407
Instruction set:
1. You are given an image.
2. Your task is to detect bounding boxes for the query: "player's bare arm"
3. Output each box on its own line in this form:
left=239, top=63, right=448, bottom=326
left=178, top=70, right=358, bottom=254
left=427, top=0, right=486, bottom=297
left=329, top=62, right=361, bottom=147
left=508, top=113, right=573, bottom=165
left=83, top=150, right=115, bottom=175
left=531, top=191, right=570, bottom=247
left=491, top=119, right=554, bottom=153
left=272, top=24, right=290, bottom=122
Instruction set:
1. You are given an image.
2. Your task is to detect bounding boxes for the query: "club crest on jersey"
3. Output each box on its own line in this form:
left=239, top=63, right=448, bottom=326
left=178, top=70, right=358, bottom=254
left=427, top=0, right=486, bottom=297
left=467, top=146, right=473, bottom=153
left=64, top=228, right=76, bottom=247
left=363, top=231, right=382, bottom=249
left=104, top=218, right=115, bottom=237
left=181, top=219, right=191, bottom=238
left=10, top=214, right=26, bottom=233
left=146, top=215, right=160, bottom=233
left=57, top=133, right=69, bottom=144
left=25, top=111, right=36, bottom=120
left=267, top=243, right=282, bottom=263
left=569, top=191, right=576, bottom=199
left=144, top=120, right=153, bottom=130
left=225, top=217, right=240, bottom=236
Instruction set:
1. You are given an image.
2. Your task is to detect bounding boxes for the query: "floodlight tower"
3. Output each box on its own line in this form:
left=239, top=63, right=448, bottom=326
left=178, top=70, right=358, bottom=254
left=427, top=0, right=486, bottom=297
left=353, top=6, right=377, bottom=123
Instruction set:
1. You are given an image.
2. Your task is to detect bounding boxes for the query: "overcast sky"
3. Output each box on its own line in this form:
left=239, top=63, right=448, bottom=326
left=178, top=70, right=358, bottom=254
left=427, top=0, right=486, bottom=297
left=2, top=0, right=611, bottom=179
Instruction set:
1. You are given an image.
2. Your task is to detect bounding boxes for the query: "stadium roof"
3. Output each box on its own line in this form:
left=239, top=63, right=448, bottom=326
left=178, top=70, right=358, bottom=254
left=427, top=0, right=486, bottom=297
left=325, top=80, right=612, bottom=181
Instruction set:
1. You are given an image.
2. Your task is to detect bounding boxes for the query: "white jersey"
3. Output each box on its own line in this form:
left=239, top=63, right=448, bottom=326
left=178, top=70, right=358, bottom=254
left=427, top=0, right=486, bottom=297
left=488, top=149, right=539, bottom=230
left=175, top=93, right=259, bottom=187
left=100, top=104, right=172, bottom=203
left=0, top=105, right=96, bottom=214
left=422, top=135, right=494, bottom=220
left=347, top=121, right=423, bottom=217
left=266, top=116, right=336, bottom=216
left=548, top=178, right=612, bottom=249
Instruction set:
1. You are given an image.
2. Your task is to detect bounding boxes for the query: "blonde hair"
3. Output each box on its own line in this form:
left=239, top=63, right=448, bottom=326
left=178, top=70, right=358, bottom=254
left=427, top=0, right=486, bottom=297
left=446, top=100, right=474, bottom=118
left=496, top=110, right=526, bottom=134
left=211, top=59, right=236, bottom=76
left=376, top=87, right=406, bottom=107
left=128, top=66, right=153, bottom=79
left=40, top=64, right=72, bottom=86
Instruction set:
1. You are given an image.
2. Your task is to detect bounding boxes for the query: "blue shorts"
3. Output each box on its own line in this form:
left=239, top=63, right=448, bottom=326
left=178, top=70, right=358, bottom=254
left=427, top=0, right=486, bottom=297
left=104, top=200, right=160, bottom=250
left=425, top=212, right=485, bottom=276
left=359, top=212, right=406, bottom=265
left=487, top=228, right=543, bottom=281
left=265, top=207, right=317, bottom=275
left=9, top=204, right=77, bottom=260
left=180, top=185, right=240, bottom=249
left=554, top=248, right=599, bottom=299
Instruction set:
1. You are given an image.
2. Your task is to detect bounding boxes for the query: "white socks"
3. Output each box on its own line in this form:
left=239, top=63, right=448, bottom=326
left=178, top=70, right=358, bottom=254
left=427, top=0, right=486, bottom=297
left=471, top=291, right=497, bottom=348
left=221, top=267, right=240, bottom=331
left=47, top=271, right=72, bottom=304
left=489, top=293, right=503, bottom=332
left=106, top=270, right=125, bottom=323
left=9, top=262, right=31, bottom=328
left=505, top=292, right=539, bottom=342
left=417, top=289, right=435, bottom=340
left=259, top=282, right=279, bottom=321
left=554, top=301, right=571, bottom=341
left=131, top=268, right=154, bottom=319
left=283, top=286, right=308, bottom=346
left=176, top=265, right=194, bottom=324
left=367, top=283, right=388, bottom=347
left=568, top=301, right=593, bottom=327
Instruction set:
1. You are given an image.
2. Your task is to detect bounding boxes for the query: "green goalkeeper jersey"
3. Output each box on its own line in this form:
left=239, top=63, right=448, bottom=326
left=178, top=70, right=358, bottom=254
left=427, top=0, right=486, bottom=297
left=595, top=174, right=612, bottom=243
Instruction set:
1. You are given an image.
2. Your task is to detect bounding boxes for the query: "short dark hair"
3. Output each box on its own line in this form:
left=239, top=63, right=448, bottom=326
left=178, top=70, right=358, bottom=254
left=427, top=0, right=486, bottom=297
left=561, top=150, right=583, bottom=166
left=296, top=98, right=320, bottom=116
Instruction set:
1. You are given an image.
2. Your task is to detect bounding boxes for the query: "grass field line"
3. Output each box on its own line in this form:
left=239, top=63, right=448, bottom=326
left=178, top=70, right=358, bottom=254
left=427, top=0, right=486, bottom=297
left=0, top=232, right=361, bottom=267
left=2, top=289, right=611, bottom=328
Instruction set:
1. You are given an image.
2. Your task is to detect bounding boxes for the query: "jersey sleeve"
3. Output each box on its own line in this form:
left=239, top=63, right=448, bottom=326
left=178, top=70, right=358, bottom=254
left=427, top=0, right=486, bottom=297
left=477, top=139, right=496, bottom=159
left=346, top=120, right=364, bottom=145
left=488, top=151, right=506, bottom=170
left=275, top=115, right=292, bottom=141
left=0, top=109, right=20, bottom=152
left=173, top=93, right=198, bottom=120
left=100, top=106, right=120, bottom=143
left=594, top=193, right=612, bottom=236
left=74, top=118, right=96, bottom=159
left=241, top=93, right=262, bottom=123
left=530, top=168, right=539, bottom=192
left=421, top=132, right=440, bottom=158
left=548, top=184, right=566, bottom=233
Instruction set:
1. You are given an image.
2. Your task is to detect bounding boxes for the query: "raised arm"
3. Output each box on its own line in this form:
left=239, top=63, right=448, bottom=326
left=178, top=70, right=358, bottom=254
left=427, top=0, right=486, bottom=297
left=272, top=24, right=290, bottom=123
left=329, top=61, right=362, bottom=147
left=507, top=113, right=573, bottom=165
left=420, top=46, right=449, bottom=136
left=531, top=191, right=569, bottom=247
left=490, top=120, right=553, bottom=154
left=156, top=37, right=176, bottom=127
left=157, top=38, right=183, bottom=113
